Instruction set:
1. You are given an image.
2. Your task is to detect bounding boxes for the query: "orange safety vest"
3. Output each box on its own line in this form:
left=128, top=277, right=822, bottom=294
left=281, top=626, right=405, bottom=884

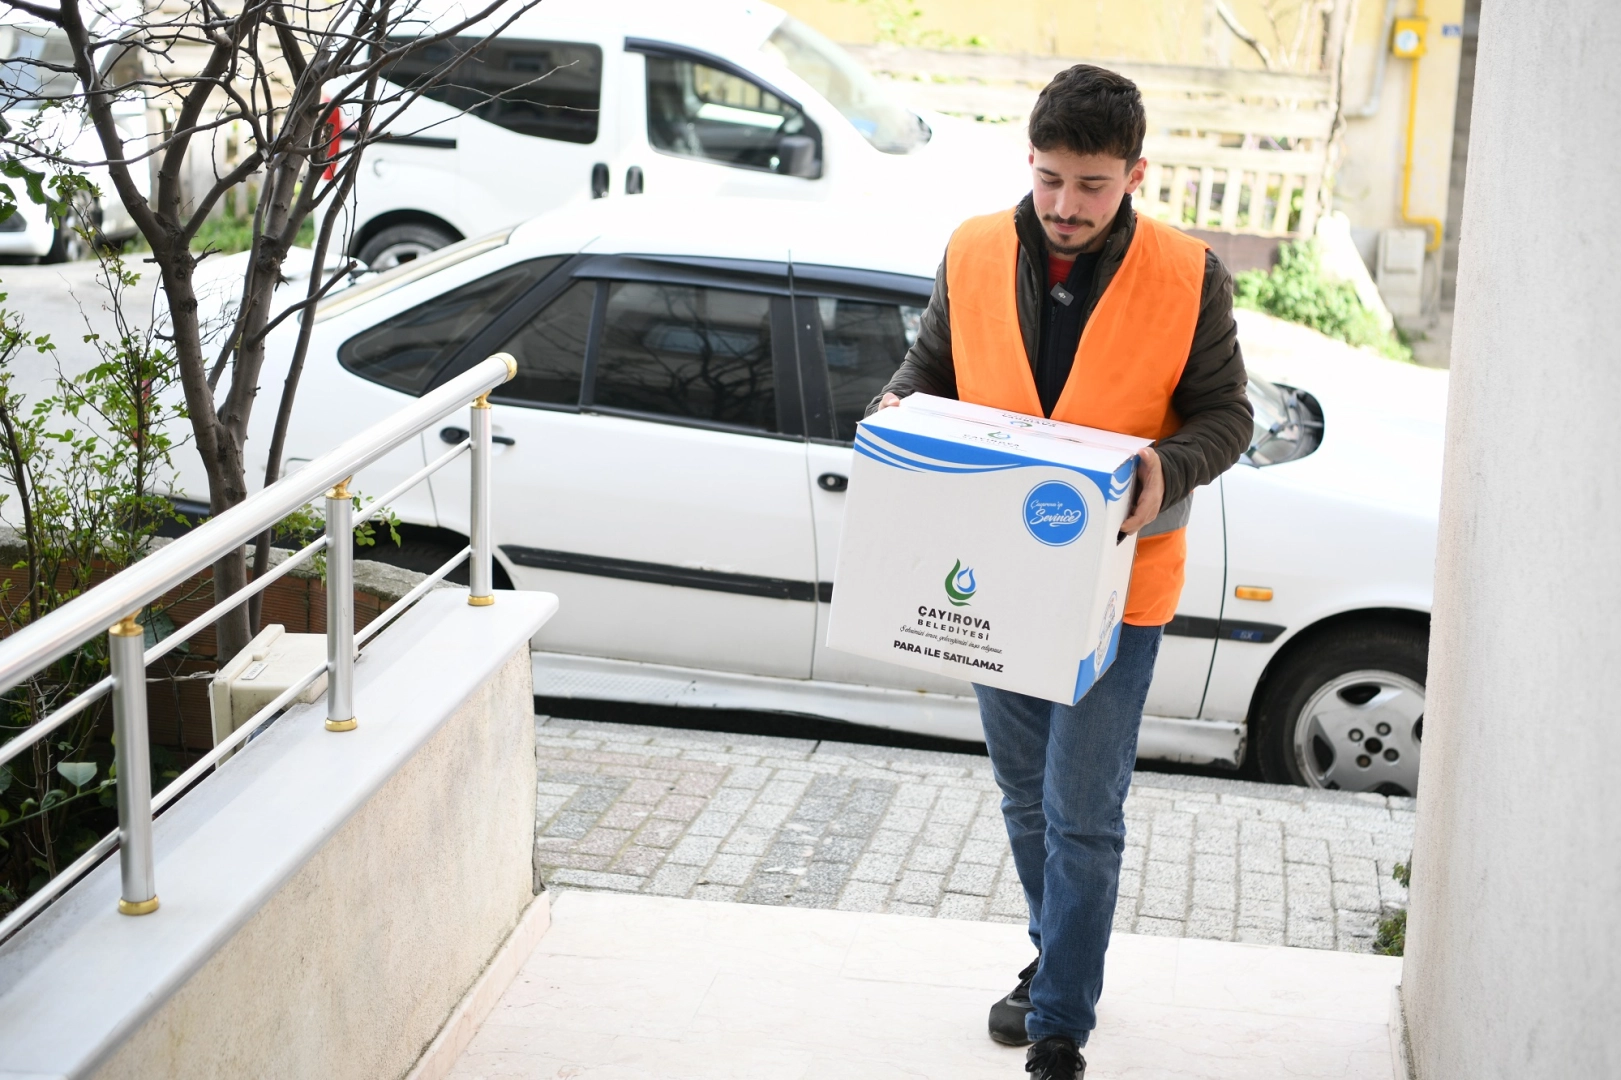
left=945, top=208, right=1207, bottom=626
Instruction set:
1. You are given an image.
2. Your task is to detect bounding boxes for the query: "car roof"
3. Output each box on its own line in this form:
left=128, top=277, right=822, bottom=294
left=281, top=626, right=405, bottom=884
left=507, top=196, right=958, bottom=282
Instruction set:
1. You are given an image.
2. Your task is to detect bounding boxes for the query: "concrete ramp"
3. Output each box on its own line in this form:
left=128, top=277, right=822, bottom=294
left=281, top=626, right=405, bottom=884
left=447, top=890, right=1402, bottom=1079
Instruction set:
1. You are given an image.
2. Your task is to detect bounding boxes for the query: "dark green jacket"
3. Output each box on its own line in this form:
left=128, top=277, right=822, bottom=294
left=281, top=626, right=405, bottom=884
left=869, top=194, right=1253, bottom=536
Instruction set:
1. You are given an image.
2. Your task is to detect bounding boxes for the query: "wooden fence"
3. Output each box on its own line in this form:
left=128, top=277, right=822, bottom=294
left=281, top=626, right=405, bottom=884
left=849, top=46, right=1336, bottom=239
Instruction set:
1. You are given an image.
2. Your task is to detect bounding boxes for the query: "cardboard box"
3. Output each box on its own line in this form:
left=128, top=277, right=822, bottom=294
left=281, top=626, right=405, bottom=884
left=825, top=395, right=1150, bottom=704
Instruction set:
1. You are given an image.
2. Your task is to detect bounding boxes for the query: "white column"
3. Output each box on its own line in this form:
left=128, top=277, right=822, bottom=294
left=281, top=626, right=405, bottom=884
left=1404, top=2, right=1621, bottom=1076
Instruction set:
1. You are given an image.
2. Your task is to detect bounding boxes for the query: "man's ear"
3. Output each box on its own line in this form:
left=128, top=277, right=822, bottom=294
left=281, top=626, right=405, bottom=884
left=1124, top=157, right=1148, bottom=195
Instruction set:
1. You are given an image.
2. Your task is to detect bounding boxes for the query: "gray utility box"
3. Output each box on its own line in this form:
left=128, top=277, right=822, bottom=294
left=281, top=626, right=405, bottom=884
left=210, top=624, right=328, bottom=745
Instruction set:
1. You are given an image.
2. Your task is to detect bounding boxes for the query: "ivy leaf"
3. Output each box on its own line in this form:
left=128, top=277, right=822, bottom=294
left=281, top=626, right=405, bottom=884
left=57, top=761, right=97, bottom=788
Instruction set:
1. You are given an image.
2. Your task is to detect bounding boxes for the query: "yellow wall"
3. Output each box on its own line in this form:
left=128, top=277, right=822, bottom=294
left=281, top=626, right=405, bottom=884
left=777, top=0, right=1467, bottom=241
left=1336, top=0, right=1465, bottom=247
left=776, top=0, right=1318, bottom=67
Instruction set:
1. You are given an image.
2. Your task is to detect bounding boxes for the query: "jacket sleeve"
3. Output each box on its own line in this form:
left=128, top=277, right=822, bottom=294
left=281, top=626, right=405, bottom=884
left=865, top=249, right=956, bottom=415
left=1155, top=250, right=1254, bottom=509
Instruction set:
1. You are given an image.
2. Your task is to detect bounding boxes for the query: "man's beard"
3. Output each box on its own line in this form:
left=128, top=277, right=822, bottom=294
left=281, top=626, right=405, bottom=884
left=1042, top=214, right=1105, bottom=256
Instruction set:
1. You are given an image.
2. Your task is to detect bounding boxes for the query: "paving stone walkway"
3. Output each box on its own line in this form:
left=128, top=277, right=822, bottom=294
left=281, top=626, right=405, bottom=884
left=533, top=717, right=1415, bottom=953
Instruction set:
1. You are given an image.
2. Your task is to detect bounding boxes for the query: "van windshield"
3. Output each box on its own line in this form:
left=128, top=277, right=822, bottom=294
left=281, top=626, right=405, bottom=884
left=760, top=17, right=929, bottom=155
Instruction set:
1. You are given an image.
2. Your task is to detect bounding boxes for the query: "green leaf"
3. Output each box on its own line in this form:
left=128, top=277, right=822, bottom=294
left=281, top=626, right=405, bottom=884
left=57, top=761, right=97, bottom=788
left=0, top=764, right=10, bottom=795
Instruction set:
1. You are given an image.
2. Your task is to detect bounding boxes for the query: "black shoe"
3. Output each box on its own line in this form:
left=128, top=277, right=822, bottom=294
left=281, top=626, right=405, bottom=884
left=1025, top=1036, right=1086, bottom=1079
left=988, top=955, right=1039, bottom=1045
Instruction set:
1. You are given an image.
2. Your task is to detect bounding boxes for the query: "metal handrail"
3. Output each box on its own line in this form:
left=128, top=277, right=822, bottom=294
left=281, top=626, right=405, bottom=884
left=0, top=355, right=513, bottom=700
left=0, top=352, right=516, bottom=938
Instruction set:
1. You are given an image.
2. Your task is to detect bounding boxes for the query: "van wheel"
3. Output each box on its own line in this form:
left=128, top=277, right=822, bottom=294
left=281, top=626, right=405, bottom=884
left=1252, top=624, right=1427, bottom=796
left=43, top=224, right=90, bottom=264
left=358, top=222, right=458, bottom=270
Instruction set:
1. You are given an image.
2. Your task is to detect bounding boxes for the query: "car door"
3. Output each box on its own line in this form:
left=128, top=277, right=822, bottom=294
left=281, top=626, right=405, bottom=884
left=453, top=35, right=616, bottom=229
left=1143, top=483, right=1224, bottom=718
left=791, top=271, right=968, bottom=694
left=428, top=254, right=819, bottom=678
left=618, top=42, right=825, bottom=203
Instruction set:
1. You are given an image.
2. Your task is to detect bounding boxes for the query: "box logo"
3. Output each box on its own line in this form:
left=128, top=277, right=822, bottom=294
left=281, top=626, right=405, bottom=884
left=943, top=559, right=977, bottom=606
left=1024, top=481, right=1089, bottom=546
left=1095, top=591, right=1119, bottom=675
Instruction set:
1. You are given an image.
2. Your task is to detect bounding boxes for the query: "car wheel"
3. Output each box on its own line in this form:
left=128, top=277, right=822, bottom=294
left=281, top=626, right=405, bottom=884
left=42, top=224, right=90, bottom=264
left=357, top=222, right=458, bottom=270
left=360, top=531, right=513, bottom=590
left=1252, top=624, right=1427, bottom=796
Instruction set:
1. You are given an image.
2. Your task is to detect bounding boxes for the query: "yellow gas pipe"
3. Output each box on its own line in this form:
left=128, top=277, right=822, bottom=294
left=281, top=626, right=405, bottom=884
left=1399, top=0, right=1445, bottom=252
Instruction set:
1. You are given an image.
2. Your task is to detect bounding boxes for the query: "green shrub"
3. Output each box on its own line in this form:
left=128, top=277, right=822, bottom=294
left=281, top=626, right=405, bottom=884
left=1372, top=860, right=1411, bottom=956
left=1234, top=239, right=1412, bottom=362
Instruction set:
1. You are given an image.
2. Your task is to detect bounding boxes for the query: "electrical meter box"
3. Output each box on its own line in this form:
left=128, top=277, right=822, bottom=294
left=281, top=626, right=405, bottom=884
left=209, top=624, right=328, bottom=745
left=1392, top=18, right=1428, bottom=57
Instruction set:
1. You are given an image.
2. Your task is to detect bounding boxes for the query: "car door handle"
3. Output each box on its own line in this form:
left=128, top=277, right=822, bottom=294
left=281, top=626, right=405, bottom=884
left=440, top=426, right=514, bottom=447
left=590, top=162, right=609, bottom=199
left=626, top=165, right=644, bottom=195
left=817, top=472, right=848, bottom=492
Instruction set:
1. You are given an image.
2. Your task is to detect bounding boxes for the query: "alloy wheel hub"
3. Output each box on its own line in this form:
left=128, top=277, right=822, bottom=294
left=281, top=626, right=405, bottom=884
left=1292, top=669, right=1423, bottom=795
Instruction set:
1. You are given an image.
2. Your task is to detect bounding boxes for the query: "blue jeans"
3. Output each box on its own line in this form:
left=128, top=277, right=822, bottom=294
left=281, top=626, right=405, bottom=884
left=973, top=623, right=1163, bottom=1045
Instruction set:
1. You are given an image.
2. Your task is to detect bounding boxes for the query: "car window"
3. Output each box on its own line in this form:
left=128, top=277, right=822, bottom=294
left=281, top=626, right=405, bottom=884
left=819, top=298, right=922, bottom=441
left=381, top=37, right=601, bottom=144
left=645, top=55, right=821, bottom=176
left=591, top=281, right=777, bottom=432
left=338, top=258, right=561, bottom=395
left=0, top=25, right=77, bottom=106
left=493, top=279, right=594, bottom=407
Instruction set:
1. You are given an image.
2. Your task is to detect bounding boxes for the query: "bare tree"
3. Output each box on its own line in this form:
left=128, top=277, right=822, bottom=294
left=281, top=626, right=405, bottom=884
left=0, top=0, right=543, bottom=662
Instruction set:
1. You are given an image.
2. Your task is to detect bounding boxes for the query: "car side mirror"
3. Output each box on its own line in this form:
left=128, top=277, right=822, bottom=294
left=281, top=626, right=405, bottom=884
left=777, top=135, right=820, bottom=179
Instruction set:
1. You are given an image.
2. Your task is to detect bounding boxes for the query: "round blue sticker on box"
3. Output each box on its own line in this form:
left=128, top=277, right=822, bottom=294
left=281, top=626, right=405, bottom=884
left=1024, top=481, right=1089, bottom=546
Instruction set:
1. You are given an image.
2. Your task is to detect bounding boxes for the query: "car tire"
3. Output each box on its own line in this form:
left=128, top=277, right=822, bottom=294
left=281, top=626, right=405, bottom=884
left=42, top=223, right=90, bottom=264
left=1252, top=623, right=1428, bottom=796
left=357, top=222, right=459, bottom=270
left=361, top=530, right=514, bottom=590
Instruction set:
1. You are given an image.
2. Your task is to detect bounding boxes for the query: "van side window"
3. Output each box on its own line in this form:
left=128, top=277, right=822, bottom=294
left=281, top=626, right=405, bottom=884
left=590, top=282, right=778, bottom=433
left=645, top=57, right=821, bottom=176
left=819, top=299, right=921, bottom=442
left=382, top=38, right=601, bottom=144
left=494, top=280, right=594, bottom=407
left=339, top=257, right=562, bottom=395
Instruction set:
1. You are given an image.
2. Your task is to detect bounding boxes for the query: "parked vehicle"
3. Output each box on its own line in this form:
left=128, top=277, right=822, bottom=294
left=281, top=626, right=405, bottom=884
left=171, top=197, right=1443, bottom=794
left=0, top=15, right=150, bottom=260
left=343, top=0, right=1022, bottom=269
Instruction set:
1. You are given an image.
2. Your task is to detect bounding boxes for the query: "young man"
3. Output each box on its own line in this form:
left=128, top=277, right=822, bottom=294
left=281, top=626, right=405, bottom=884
left=870, top=66, right=1252, bottom=1078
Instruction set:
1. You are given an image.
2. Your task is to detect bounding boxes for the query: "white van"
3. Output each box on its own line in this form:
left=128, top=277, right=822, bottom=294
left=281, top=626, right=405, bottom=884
left=347, top=0, right=1022, bottom=268
left=0, top=15, right=150, bottom=260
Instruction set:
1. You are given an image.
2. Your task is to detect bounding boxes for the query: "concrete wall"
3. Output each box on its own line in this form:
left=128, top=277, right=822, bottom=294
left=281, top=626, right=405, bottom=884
left=1403, top=2, right=1621, bottom=1076
left=0, top=590, right=556, bottom=1080
left=92, top=646, right=537, bottom=1080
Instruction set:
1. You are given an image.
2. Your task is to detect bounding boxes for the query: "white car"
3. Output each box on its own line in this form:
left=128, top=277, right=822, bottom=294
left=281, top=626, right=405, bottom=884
left=0, top=14, right=151, bottom=259
left=344, top=0, right=1021, bottom=268
left=175, top=197, right=1443, bottom=795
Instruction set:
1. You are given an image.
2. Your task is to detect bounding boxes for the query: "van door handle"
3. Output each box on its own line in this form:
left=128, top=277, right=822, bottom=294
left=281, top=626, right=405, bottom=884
left=591, top=162, right=609, bottom=199
left=817, top=472, right=848, bottom=492
left=626, top=165, right=644, bottom=195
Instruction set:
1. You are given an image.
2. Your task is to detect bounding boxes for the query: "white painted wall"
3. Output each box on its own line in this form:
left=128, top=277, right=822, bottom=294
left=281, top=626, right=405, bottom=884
left=1403, top=2, right=1621, bottom=1076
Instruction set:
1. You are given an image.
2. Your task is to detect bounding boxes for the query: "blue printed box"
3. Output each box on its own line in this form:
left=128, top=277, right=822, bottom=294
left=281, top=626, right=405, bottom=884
left=825, top=394, right=1148, bottom=705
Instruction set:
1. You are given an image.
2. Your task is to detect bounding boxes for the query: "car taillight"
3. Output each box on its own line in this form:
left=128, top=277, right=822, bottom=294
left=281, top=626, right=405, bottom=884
left=321, top=98, right=341, bottom=181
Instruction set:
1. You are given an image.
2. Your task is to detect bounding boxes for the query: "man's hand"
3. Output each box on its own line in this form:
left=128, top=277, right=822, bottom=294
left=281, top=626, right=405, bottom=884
left=1120, top=446, right=1163, bottom=536
left=877, top=392, right=902, bottom=410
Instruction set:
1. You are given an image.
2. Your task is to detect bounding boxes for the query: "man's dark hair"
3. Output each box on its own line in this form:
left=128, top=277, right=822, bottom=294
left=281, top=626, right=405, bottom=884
left=1028, top=65, right=1146, bottom=165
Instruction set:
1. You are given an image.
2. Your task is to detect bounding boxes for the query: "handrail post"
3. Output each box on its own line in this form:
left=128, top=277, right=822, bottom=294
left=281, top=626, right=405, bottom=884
left=325, top=479, right=357, bottom=732
left=467, top=393, right=495, bottom=607
left=110, top=615, right=158, bottom=916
